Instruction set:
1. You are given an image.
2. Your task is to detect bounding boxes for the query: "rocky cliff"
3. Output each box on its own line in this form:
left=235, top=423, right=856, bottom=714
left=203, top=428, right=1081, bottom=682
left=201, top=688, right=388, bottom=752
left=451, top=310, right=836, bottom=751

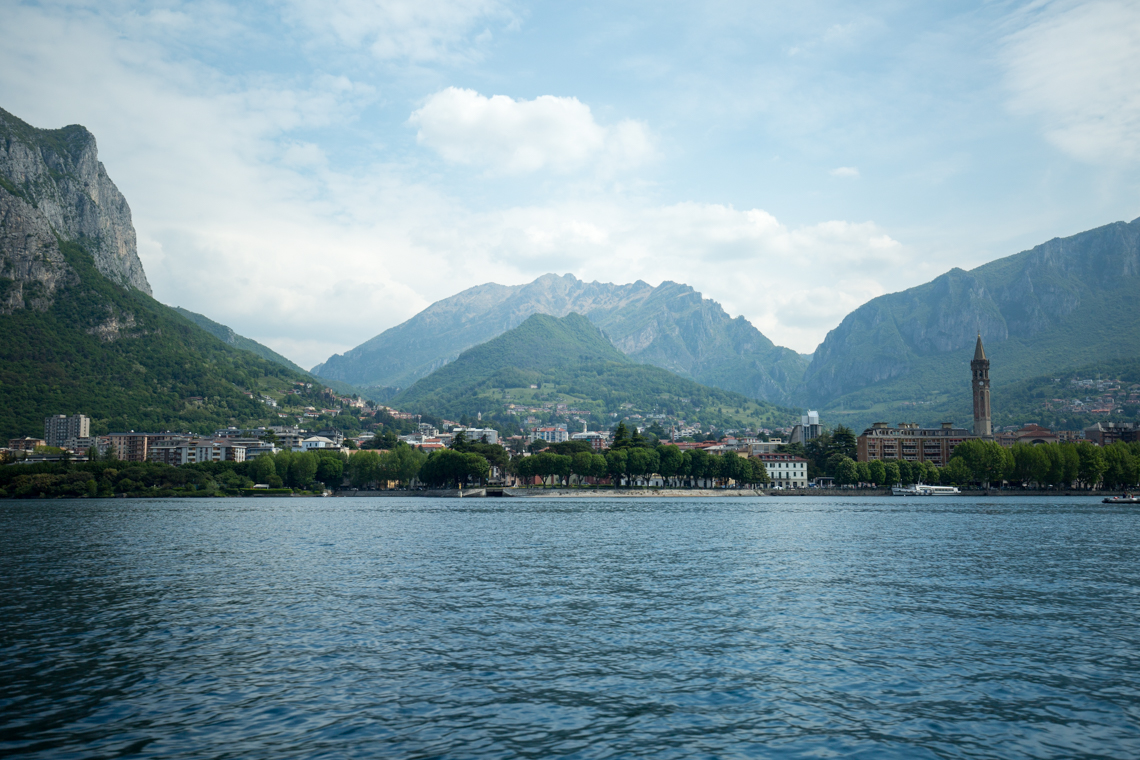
left=803, top=217, right=1140, bottom=405
left=313, top=273, right=809, bottom=404
left=0, top=107, right=150, bottom=314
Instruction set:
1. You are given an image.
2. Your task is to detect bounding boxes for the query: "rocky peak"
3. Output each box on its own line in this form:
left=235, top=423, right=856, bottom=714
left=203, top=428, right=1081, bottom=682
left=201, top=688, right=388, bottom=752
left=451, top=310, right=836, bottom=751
left=0, top=107, right=151, bottom=307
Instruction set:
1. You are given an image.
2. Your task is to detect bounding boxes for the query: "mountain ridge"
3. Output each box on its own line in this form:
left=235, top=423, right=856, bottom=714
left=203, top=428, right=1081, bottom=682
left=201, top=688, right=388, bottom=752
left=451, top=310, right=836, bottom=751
left=314, top=273, right=809, bottom=405
left=392, top=312, right=798, bottom=431
left=804, top=216, right=1140, bottom=430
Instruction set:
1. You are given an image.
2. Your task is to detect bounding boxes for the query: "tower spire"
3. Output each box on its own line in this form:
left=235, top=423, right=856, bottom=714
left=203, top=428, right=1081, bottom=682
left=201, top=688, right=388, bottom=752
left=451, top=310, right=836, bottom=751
left=971, top=333, right=992, bottom=438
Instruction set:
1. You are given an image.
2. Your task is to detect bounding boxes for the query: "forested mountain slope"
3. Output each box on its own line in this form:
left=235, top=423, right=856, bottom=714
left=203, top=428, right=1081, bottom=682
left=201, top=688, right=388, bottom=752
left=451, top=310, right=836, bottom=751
left=0, top=107, right=315, bottom=438
left=392, top=313, right=797, bottom=432
left=314, top=273, right=808, bottom=404
left=804, top=217, right=1140, bottom=430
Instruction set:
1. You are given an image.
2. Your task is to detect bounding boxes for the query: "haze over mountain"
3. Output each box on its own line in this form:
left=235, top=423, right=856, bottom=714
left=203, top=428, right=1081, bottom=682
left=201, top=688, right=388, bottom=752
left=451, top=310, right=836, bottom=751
left=0, top=108, right=317, bottom=438
left=804, top=217, right=1140, bottom=431
left=313, top=274, right=809, bottom=405
left=392, top=312, right=796, bottom=431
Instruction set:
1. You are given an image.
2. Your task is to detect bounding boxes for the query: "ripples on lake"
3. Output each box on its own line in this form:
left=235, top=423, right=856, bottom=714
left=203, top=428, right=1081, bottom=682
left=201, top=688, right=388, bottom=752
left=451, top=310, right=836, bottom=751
left=2, top=496, right=1139, bottom=759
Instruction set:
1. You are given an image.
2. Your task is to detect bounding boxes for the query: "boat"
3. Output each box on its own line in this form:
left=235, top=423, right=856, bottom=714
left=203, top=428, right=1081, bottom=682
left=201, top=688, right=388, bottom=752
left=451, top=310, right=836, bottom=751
left=1103, top=494, right=1140, bottom=504
left=892, top=483, right=961, bottom=496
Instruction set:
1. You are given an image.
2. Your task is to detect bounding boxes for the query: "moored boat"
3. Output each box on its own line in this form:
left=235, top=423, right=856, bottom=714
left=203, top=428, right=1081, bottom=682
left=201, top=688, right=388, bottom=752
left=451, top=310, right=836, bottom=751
left=892, top=483, right=961, bottom=496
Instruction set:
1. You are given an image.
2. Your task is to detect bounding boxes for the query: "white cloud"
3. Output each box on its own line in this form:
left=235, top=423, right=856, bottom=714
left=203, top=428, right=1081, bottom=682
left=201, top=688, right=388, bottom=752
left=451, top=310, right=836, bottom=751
left=0, top=0, right=936, bottom=367
left=1004, top=0, right=1140, bottom=162
left=283, top=0, right=510, bottom=62
left=830, top=166, right=859, bottom=177
left=422, top=200, right=909, bottom=353
left=409, top=87, right=655, bottom=174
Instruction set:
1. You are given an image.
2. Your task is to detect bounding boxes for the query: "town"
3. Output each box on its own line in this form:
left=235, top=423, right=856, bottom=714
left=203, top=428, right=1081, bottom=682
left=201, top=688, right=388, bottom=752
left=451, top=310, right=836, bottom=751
left=2, top=337, right=1139, bottom=498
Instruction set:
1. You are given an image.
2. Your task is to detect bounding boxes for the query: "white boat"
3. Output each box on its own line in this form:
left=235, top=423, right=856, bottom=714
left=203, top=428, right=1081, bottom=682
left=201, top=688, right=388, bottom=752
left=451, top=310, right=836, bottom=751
left=1103, top=494, right=1140, bottom=504
left=892, top=483, right=961, bottom=496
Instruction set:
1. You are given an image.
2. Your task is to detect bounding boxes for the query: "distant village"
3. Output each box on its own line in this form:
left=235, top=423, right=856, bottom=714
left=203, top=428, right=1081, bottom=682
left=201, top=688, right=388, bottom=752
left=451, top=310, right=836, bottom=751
left=3, top=336, right=1139, bottom=491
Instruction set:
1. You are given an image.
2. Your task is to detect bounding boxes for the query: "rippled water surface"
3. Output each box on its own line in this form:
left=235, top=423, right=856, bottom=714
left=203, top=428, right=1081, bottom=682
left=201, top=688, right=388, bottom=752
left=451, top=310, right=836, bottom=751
left=3, top=495, right=1140, bottom=759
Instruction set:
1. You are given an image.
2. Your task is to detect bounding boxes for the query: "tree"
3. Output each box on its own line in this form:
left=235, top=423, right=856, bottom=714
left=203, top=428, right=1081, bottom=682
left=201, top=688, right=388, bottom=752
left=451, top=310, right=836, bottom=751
left=315, top=455, right=344, bottom=488
left=688, top=449, right=711, bottom=488
left=658, top=445, right=684, bottom=486
left=747, top=457, right=770, bottom=487
left=720, top=451, right=744, bottom=488
left=833, top=456, right=858, bottom=486
left=627, top=447, right=659, bottom=486
left=855, top=461, right=872, bottom=485
left=868, top=460, right=886, bottom=486
left=1103, top=442, right=1139, bottom=489
left=250, top=454, right=277, bottom=484
left=611, top=422, right=632, bottom=450
left=944, top=456, right=972, bottom=485
left=1076, top=442, right=1107, bottom=488
left=606, top=449, right=628, bottom=486
left=883, top=461, right=900, bottom=487
left=831, top=426, right=858, bottom=461
left=572, top=451, right=596, bottom=485
left=289, top=452, right=319, bottom=488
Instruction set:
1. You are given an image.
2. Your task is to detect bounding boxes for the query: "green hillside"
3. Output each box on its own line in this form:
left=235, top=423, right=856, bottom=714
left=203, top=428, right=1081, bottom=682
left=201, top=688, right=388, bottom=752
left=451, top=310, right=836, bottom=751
left=392, top=313, right=798, bottom=432
left=173, top=307, right=309, bottom=374
left=172, top=307, right=375, bottom=400
left=0, top=239, right=314, bottom=439
left=818, top=286, right=1140, bottom=431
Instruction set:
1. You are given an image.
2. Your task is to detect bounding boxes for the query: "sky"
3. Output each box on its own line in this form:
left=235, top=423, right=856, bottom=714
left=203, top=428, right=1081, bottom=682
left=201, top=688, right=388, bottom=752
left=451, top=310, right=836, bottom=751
left=2, top=0, right=1139, bottom=368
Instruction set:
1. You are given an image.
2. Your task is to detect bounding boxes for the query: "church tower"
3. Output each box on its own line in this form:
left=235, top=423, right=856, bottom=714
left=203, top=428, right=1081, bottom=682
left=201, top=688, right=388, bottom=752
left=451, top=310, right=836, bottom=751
left=971, top=333, right=992, bottom=437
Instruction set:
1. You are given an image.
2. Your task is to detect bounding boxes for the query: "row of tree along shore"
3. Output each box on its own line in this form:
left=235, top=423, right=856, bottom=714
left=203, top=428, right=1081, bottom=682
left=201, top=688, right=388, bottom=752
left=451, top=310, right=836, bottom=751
left=3, top=429, right=1139, bottom=499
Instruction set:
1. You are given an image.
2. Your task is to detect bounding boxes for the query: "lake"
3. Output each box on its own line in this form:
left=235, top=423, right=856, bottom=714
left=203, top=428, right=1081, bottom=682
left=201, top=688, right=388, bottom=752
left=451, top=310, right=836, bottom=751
left=2, top=495, right=1139, bottom=758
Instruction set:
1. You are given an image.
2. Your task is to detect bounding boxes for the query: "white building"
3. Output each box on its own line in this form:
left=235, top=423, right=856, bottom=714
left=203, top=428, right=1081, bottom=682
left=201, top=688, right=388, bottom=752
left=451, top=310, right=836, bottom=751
left=530, top=427, right=569, bottom=444
left=790, top=411, right=822, bottom=446
left=300, top=436, right=335, bottom=451
left=756, top=453, right=808, bottom=488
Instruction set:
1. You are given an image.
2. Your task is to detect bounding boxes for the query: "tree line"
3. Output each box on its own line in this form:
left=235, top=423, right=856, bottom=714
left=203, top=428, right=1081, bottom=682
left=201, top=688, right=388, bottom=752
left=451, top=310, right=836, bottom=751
left=826, top=439, right=1140, bottom=489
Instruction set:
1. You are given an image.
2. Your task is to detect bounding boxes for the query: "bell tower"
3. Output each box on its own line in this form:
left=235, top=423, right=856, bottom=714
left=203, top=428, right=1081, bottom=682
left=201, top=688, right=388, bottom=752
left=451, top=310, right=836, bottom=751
left=971, top=333, right=992, bottom=437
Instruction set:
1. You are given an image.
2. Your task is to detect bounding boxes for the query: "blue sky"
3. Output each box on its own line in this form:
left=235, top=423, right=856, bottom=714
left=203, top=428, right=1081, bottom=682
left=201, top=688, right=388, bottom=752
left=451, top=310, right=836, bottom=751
left=2, top=0, right=1139, bottom=367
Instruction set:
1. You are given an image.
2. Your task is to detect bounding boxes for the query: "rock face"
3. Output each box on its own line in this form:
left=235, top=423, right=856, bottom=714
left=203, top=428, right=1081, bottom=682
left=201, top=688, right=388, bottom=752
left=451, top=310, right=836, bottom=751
left=0, top=107, right=150, bottom=313
left=313, top=273, right=809, bottom=404
left=803, top=217, right=1140, bottom=403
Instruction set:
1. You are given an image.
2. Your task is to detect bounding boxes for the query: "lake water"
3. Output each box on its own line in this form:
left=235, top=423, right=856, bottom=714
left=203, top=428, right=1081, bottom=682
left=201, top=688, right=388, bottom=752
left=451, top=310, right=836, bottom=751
left=2, top=495, right=1139, bottom=759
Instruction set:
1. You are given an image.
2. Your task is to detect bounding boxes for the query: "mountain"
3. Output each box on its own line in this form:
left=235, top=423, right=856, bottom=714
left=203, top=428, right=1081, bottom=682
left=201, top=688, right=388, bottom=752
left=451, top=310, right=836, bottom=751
left=0, top=107, right=150, bottom=299
left=392, top=313, right=798, bottom=431
left=803, top=217, right=1140, bottom=430
left=174, top=307, right=309, bottom=374
left=313, top=273, right=808, bottom=404
left=0, top=107, right=316, bottom=439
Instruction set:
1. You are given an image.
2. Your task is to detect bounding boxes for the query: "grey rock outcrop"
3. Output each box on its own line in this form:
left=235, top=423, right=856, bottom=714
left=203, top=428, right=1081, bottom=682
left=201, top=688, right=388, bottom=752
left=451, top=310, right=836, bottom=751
left=313, top=273, right=809, bottom=405
left=802, top=217, right=1140, bottom=403
left=0, top=107, right=150, bottom=313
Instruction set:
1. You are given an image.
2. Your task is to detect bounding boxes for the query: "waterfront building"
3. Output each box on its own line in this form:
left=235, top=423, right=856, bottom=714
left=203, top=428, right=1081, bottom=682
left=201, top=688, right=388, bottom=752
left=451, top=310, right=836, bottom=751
left=857, top=422, right=973, bottom=465
left=755, top=453, right=808, bottom=488
left=44, top=414, right=90, bottom=448
left=972, top=334, right=992, bottom=438
left=149, top=440, right=247, bottom=465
